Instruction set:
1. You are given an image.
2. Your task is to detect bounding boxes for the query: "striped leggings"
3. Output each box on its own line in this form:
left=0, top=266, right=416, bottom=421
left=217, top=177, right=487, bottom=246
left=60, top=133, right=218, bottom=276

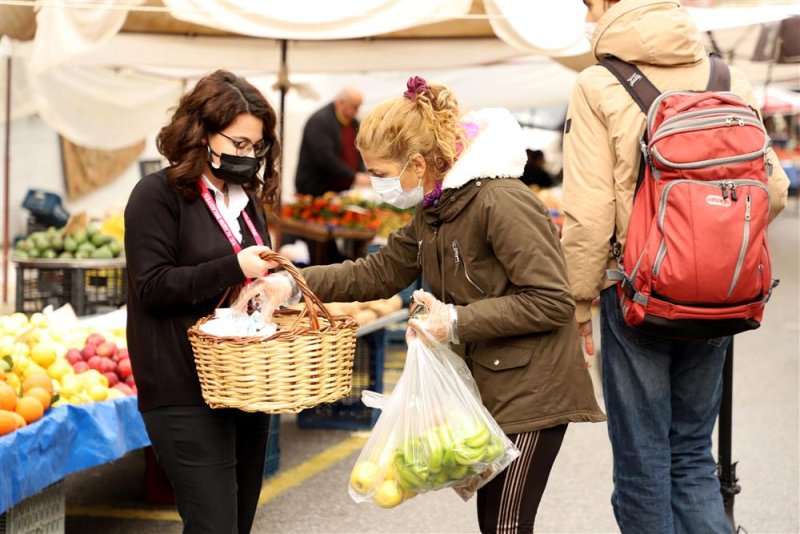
left=476, top=424, right=568, bottom=533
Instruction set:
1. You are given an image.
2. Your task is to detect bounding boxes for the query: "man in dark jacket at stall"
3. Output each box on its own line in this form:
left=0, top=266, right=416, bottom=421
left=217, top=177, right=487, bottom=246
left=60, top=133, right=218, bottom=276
left=295, top=87, right=371, bottom=197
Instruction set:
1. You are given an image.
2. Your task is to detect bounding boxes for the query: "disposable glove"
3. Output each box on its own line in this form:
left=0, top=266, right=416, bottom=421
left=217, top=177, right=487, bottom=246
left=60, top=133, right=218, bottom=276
left=406, top=289, right=459, bottom=344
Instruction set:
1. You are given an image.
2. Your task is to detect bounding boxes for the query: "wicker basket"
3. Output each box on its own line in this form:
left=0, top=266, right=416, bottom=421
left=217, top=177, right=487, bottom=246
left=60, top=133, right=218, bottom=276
left=188, top=252, right=358, bottom=413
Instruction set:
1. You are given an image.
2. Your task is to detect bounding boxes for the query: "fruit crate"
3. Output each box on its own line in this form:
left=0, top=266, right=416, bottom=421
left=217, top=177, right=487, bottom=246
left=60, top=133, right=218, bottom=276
left=0, top=481, right=65, bottom=534
left=296, top=328, right=386, bottom=430
left=13, top=259, right=127, bottom=316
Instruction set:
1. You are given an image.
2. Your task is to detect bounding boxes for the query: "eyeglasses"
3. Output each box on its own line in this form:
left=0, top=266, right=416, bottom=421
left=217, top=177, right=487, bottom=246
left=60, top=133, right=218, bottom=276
left=217, top=131, right=270, bottom=158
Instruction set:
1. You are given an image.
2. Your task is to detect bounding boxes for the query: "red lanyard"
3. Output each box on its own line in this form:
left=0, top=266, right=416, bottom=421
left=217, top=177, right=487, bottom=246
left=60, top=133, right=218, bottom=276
left=198, top=178, right=264, bottom=253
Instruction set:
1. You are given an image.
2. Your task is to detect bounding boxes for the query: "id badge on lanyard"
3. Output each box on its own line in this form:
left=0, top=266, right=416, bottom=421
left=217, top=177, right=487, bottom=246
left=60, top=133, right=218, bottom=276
left=198, top=178, right=265, bottom=283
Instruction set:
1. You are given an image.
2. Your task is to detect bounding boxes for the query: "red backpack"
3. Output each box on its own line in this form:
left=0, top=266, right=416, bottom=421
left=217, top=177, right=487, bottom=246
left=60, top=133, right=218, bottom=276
left=601, top=55, right=778, bottom=339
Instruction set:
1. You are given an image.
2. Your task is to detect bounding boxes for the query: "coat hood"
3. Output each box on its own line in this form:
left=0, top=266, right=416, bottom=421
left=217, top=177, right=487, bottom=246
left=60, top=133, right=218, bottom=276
left=442, top=108, right=526, bottom=191
left=592, top=0, right=706, bottom=67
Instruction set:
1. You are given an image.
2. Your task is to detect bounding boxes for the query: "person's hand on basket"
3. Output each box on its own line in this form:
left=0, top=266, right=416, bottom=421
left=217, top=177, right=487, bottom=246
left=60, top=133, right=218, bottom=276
left=407, top=290, right=459, bottom=345
left=237, top=246, right=277, bottom=278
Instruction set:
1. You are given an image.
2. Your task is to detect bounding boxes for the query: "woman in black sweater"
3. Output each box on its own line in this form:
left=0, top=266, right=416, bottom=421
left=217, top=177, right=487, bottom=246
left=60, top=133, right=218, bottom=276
left=124, top=70, right=279, bottom=533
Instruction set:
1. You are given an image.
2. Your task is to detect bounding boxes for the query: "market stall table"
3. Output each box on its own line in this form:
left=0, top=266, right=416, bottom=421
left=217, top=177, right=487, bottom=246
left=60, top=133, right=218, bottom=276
left=279, top=218, right=376, bottom=265
left=0, top=395, right=149, bottom=514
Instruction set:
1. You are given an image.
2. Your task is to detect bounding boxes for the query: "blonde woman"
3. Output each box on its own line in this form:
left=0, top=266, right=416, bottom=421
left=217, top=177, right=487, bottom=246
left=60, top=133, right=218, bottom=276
left=262, top=77, right=605, bottom=532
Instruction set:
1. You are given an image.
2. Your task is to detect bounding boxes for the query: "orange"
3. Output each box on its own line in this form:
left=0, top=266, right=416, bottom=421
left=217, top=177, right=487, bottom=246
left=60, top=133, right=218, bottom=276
left=0, top=410, right=17, bottom=435
left=24, top=387, right=51, bottom=411
left=11, top=411, right=26, bottom=429
left=15, top=396, right=44, bottom=424
left=0, top=381, right=17, bottom=411
left=22, top=373, right=54, bottom=396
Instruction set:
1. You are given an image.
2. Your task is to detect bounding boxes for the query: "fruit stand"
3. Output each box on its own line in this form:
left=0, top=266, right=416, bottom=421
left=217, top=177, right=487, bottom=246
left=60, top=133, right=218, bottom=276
left=0, top=396, right=149, bottom=513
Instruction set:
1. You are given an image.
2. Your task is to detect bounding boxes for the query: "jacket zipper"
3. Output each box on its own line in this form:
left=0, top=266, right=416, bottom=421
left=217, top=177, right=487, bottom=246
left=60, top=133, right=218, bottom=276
left=651, top=116, right=764, bottom=144
left=651, top=180, right=769, bottom=289
left=658, top=106, right=758, bottom=130
left=728, top=194, right=751, bottom=298
left=452, top=240, right=485, bottom=295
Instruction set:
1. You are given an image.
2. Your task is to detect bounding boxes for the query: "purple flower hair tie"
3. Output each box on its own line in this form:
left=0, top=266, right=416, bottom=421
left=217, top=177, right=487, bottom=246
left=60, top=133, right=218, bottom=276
left=403, top=76, right=429, bottom=100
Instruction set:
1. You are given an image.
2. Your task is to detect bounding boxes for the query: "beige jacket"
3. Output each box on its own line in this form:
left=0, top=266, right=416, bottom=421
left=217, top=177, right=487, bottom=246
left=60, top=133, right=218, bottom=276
left=562, top=0, right=790, bottom=323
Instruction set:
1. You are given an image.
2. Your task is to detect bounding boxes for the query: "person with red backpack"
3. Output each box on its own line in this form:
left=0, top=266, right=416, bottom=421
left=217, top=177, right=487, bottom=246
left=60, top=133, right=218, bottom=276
left=562, top=1, right=790, bottom=532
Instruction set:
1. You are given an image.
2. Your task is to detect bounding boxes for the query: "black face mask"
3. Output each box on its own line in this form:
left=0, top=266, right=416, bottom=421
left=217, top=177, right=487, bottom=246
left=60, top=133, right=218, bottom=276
left=208, top=148, right=259, bottom=185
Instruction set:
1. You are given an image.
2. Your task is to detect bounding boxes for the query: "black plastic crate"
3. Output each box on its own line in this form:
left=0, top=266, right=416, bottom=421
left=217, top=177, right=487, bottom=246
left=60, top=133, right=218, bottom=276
left=15, top=262, right=127, bottom=316
left=296, top=329, right=385, bottom=430
left=264, top=414, right=281, bottom=479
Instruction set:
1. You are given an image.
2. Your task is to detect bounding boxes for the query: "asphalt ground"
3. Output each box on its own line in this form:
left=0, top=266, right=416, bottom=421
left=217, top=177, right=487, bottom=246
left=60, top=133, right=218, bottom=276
left=59, top=204, right=799, bottom=533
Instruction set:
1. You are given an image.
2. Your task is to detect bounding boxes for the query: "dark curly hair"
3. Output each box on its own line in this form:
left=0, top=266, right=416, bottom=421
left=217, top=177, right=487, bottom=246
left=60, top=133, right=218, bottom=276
left=156, top=70, right=281, bottom=208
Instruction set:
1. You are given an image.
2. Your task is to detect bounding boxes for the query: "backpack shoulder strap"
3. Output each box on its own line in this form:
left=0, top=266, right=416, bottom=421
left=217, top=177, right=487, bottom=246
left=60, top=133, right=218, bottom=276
left=706, top=54, right=731, bottom=92
left=599, top=55, right=661, bottom=115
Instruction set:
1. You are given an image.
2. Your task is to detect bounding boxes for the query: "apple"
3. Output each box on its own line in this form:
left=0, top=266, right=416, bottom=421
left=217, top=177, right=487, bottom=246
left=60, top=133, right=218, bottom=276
left=81, top=343, right=97, bottom=360
left=72, top=361, right=89, bottom=374
left=104, top=372, right=119, bottom=387
left=112, top=383, right=134, bottom=396
left=349, top=461, right=379, bottom=495
left=96, top=341, right=117, bottom=359
left=373, top=479, right=404, bottom=508
left=101, top=358, right=117, bottom=373
left=85, top=333, right=105, bottom=346
left=130, top=385, right=137, bottom=395
left=117, top=348, right=128, bottom=360
left=125, top=375, right=136, bottom=387
left=66, top=348, right=82, bottom=365
left=117, top=358, right=133, bottom=380
left=87, top=355, right=104, bottom=371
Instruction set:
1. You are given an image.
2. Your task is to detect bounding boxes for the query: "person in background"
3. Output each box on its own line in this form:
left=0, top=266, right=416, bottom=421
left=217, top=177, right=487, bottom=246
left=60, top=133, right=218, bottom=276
left=520, top=149, right=553, bottom=189
left=124, top=70, right=279, bottom=533
left=260, top=76, right=605, bottom=532
left=295, top=87, right=371, bottom=197
left=561, top=1, right=789, bottom=533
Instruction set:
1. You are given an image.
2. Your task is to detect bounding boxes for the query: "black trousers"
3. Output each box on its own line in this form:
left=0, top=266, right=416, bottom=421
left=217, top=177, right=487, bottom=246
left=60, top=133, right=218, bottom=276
left=142, top=405, right=271, bottom=534
left=476, top=424, right=568, bottom=533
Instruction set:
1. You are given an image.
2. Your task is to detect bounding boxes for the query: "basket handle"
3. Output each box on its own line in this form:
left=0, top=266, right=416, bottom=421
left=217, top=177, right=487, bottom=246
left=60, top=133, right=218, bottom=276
left=259, top=250, right=334, bottom=331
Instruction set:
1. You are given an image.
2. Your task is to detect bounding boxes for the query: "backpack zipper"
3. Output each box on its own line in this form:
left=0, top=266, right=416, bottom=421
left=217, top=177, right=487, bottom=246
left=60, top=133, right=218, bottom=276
left=651, top=143, right=769, bottom=171
left=728, top=194, right=752, bottom=298
left=452, top=240, right=485, bottom=296
left=658, top=106, right=758, bottom=130
left=647, top=90, right=748, bottom=134
left=651, top=116, right=764, bottom=144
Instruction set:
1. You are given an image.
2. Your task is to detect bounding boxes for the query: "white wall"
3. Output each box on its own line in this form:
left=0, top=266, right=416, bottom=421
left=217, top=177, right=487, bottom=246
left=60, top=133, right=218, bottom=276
left=1, top=115, right=162, bottom=240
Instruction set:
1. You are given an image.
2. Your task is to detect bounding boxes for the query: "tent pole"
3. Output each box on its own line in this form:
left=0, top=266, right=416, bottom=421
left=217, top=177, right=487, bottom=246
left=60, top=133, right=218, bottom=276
left=2, top=56, right=11, bottom=307
left=279, top=39, right=287, bottom=177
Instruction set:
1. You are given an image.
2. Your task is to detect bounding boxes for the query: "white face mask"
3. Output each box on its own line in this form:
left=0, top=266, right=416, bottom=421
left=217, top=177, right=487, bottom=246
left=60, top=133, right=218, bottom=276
left=584, top=22, right=598, bottom=43
left=369, top=161, right=423, bottom=209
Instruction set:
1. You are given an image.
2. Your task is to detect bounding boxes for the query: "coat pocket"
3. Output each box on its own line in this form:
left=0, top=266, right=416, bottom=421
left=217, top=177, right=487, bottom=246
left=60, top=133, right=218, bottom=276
left=470, top=339, right=534, bottom=371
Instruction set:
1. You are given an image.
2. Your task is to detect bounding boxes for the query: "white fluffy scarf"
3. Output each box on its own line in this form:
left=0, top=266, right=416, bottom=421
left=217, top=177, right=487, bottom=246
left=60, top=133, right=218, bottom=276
left=442, top=108, right=527, bottom=191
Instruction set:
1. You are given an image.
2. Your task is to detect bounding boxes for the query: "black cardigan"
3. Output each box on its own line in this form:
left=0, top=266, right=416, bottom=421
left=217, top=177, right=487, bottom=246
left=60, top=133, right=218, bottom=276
left=295, top=102, right=366, bottom=197
left=124, top=170, right=270, bottom=412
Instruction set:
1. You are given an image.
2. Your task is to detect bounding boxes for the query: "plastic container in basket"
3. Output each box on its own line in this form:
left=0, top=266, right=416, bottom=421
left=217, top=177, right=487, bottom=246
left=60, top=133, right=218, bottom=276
left=188, top=252, right=358, bottom=414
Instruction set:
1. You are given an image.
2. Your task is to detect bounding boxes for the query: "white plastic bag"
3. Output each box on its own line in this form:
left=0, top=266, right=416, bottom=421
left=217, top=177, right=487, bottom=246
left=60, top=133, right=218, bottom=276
left=348, top=331, right=520, bottom=508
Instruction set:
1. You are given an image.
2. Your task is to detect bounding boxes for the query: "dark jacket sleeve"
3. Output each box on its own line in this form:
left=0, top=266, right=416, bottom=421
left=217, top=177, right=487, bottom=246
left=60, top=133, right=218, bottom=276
left=124, top=174, right=246, bottom=313
left=304, top=109, right=358, bottom=187
left=456, top=184, right=575, bottom=342
left=301, top=218, right=420, bottom=302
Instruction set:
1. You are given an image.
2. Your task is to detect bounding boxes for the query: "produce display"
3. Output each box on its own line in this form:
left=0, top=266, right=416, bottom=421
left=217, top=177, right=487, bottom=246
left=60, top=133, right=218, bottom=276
left=12, top=225, right=123, bottom=260
left=530, top=187, right=565, bottom=229
left=281, top=193, right=414, bottom=238
left=0, top=311, right=133, bottom=436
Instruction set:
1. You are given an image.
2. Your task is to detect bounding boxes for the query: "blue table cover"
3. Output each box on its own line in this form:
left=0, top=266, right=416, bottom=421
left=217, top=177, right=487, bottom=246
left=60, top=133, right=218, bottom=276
left=0, top=396, right=150, bottom=512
